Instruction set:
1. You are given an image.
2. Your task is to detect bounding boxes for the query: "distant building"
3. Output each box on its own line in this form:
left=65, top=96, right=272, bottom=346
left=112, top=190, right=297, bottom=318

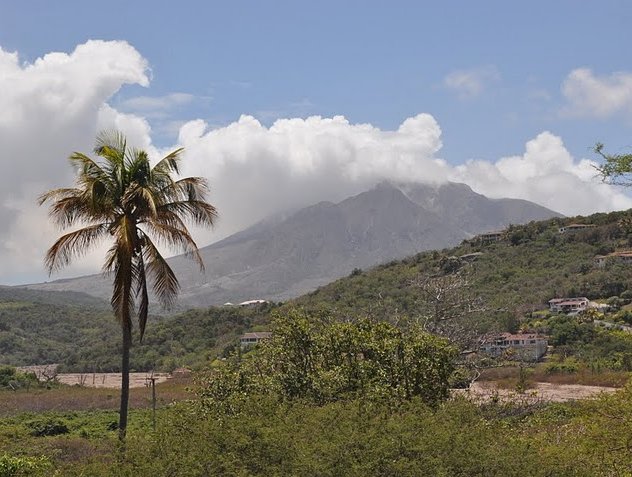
left=239, top=332, right=272, bottom=347
left=594, top=251, right=632, bottom=268
left=238, top=299, right=269, bottom=307
left=460, top=252, right=483, bottom=262
left=548, top=297, right=590, bottom=314
left=480, top=333, right=548, bottom=361
left=558, top=223, right=596, bottom=234
left=475, top=230, right=505, bottom=244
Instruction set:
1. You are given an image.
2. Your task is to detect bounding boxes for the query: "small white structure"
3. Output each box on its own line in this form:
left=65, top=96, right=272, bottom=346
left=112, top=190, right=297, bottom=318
left=239, top=332, right=272, bottom=347
left=238, top=299, right=269, bottom=307
left=460, top=252, right=483, bottom=262
left=480, top=333, right=548, bottom=361
left=548, top=297, right=589, bottom=314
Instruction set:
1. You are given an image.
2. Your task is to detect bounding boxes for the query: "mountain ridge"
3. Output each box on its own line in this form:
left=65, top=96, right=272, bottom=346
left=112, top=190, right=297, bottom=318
left=23, top=181, right=562, bottom=308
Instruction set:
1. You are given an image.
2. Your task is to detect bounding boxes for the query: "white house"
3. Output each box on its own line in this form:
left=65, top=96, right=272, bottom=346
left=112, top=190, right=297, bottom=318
left=548, top=297, right=590, bottom=314
left=480, top=333, right=548, bottom=361
left=239, top=332, right=272, bottom=347
left=238, top=299, right=269, bottom=307
left=475, top=230, right=505, bottom=244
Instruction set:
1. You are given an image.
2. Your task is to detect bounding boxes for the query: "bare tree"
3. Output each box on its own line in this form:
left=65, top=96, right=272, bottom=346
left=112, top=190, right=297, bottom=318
left=410, top=269, right=485, bottom=349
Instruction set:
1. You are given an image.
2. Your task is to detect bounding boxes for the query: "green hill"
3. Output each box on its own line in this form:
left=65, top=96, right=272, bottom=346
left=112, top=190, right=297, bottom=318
left=3, top=210, right=632, bottom=372
left=294, top=211, right=632, bottom=324
left=0, top=292, right=271, bottom=372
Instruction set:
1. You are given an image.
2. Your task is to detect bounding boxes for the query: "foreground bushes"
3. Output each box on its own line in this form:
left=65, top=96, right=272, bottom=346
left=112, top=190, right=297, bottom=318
left=6, top=382, right=632, bottom=476
left=58, top=395, right=607, bottom=476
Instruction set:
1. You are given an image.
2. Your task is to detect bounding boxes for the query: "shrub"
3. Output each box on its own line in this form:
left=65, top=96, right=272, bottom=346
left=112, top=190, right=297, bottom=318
left=0, top=455, right=51, bottom=477
left=27, top=418, right=69, bottom=437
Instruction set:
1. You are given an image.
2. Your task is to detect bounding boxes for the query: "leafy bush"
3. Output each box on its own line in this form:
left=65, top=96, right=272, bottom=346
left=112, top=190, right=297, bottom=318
left=544, top=357, right=580, bottom=374
left=0, top=366, right=37, bottom=390
left=198, top=308, right=457, bottom=412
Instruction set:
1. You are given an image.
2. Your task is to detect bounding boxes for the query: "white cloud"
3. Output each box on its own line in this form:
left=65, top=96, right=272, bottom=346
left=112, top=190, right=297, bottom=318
left=1, top=40, right=631, bottom=286
left=451, top=132, right=632, bottom=215
left=0, top=40, right=150, bottom=284
left=176, top=114, right=448, bottom=243
left=561, top=68, right=632, bottom=118
left=444, top=66, right=500, bottom=99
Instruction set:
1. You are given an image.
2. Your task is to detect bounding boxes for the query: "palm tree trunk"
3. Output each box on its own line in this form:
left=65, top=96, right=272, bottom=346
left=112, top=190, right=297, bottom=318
left=119, top=321, right=132, bottom=441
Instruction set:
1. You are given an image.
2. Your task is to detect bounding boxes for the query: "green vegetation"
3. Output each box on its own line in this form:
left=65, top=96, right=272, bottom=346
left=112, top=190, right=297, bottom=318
left=296, top=212, right=632, bottom=322
left=6, top=208, right=632, bottom=378
left=0, top=366, right=37, bottom=391
left=0, top=298, right=270, bottom=372
left=1, top=305, right=632, bottom=475
left=199, top=309, right=456, bottom=410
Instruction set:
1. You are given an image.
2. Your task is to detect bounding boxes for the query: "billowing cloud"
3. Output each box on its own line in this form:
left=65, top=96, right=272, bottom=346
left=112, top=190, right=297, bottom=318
left=562, top=68, right=632, bottom=118
left=1, top=40, right=631, bottom=286
left=176, top=114, right=448, bottom=242
left=444, top=66, right=500, bottom=99
left=178, top=119, right=632, bottom=248
left=0, top=40, right=150, bottom=284
left=451, top=132, right=632, bottom=215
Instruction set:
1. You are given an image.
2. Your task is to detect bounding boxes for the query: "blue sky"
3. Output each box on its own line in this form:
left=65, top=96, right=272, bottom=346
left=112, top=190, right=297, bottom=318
left=3, top=0, right=631, bottom=159
left=1, top=1, right=632, bottom=284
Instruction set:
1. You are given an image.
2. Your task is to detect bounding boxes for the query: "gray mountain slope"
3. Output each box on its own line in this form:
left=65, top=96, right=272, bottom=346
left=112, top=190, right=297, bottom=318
left=24, top=181, right=562, bottom=308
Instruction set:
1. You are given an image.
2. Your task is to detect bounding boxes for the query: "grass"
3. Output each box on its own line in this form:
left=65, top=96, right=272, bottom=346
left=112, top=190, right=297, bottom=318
left=0, top=376, right=195, bottom=472
left=0, top=375, right=193, bottom=417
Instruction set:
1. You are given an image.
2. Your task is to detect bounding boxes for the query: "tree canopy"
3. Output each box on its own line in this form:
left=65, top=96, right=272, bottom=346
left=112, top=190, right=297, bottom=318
left=594, top=142, right=632, bottom=186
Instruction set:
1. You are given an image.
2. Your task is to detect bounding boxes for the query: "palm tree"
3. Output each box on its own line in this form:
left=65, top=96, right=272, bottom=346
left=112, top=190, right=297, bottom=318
left=39, top=131, right=217, bottom=441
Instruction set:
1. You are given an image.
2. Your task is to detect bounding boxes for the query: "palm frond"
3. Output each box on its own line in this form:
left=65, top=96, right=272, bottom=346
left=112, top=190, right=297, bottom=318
left=38, top=188, right=83, bottom=206
left=156, top=200, right=217, bottom=228
left=152, top=148, right=184, bottom=176
left=136, top=251, right=149, bottom=341
left=109, top=238, right=135, bottom=331
left=45, top=224, right=109, bottom=273
left=143, top=234, right=180, bottom=310
left=142, top=220, right=204, bottom=270
left=123, top=184, right=158, bottom=220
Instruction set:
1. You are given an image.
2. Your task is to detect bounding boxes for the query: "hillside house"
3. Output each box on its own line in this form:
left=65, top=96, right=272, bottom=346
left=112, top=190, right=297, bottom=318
left=594, top=251, right=632, bottom=268
left=475, top=230, right=505, bottom=244
left=239, top=332, right=272, bottom=347
left=548, top=297, right=590, bottom=314
left=480, top=333, right=548, bottom=361
left=558, top=223, right=596, bottom=234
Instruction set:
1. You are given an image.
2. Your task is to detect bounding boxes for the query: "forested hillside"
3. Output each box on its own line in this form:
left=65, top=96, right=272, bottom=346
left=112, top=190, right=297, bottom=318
left=0, top=299, right=270, bottom=372
left=3, top=210, right=632, bottom=372
left=296, top=211, right=632, bottom=322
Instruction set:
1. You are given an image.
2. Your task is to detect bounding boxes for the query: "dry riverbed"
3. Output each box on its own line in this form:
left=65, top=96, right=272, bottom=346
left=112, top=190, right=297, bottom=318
left=56, top=372, right=170, bottom=388
left=456, top=381, right=618, bottom=403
